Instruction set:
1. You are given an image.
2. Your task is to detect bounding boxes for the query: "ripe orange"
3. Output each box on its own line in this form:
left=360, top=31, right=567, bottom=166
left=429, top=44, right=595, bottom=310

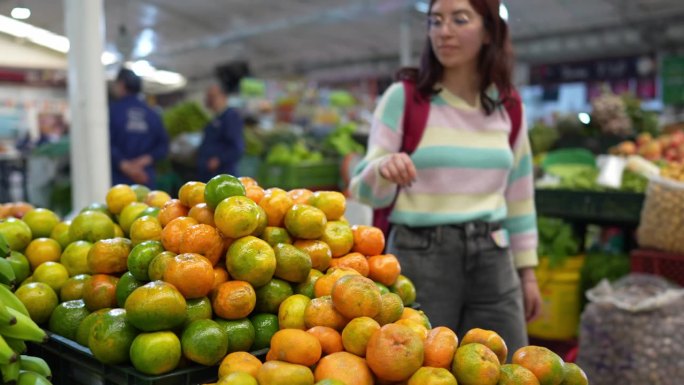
left=22, top=208, right=60, bottom=238
left=245, top=185, right=265, bottom=204
left=148, top=251, right=176, bottom=281
left=259, top=188, right=294, bottom=227
left=401, top=308, right=432, bottom=329
left=158, top=199, right=189, bottom=227
left=144, top=190, right=172, bottom=208
left=293, top=240, right=332, bottom=272
left=366, top=323, right=424, bottom=382
left=215, top=196, right=261, bottom=239
left=25, top=237, right=62, bottom=270
left=267, top=329, right=322, bottom=366
left=329, top=252, right=369, bottom=277
left=179, top=224, right=224, bottom=265
left=178, top=181, right=206, bottom=208
left=314, top=351, right=374, bottom=385
left=308, top=191, right=346, bottom=221
left=164, top=253, right=215, bottom=299
left=390, top=274, right=417, bottom=306
left=561, top=363, right=588, bottom=385
left=331, top=275, right=381, bottom=319
left=351, top=225, right=385, bottom=257
left=213, top=281, right=256, bottom=320
left=511, top=346, right=565, bottom=385
left=307, top=326, right=343, bottom=356
left=320, top=221, right=354, bottom=257
left=287, top=189, right=314, bottom=205
left=106, top=184, right=137, bottom=215
left=161, top=216, right=199, bottom=253
left=452, top=343, right=501, bottom=385
left=461, top=328, right=508, bottom=365
left=368, top=254, right=401, bottom=286
left=219, top=351, right=263, bottom=379
left=213, top=265, right=230, bottom=291
left=424, top=327, right=459, bottom=369
left=125, top=281, right=187, bottom=331
left=314, top=267, right=360, bottom=298
left=257, top=361, right=314, bottom=385
left=87, top=237, right=132, bottom=275
left=294, top=269, right=324, bottom=299
left=188, top=203, right=215, bottom=226
left=304, top=296, right=348, bottom=331
left=395, top=318, right=429, bottom=341
left=82, top=274, right=120, bottom=311
left=341, top=316, right=380, bottom=357
left=239, top=176, right=258, bottom=188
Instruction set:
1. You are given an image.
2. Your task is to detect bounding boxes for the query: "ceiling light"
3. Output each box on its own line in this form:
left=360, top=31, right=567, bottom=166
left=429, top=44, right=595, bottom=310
left=11, top=7, right=30, bottom=20
left=101, top=51, right=118, bottom=66
left=153, top=70, right=185, bottom=86
left=414, top=1, right=429, bottom=14
left=500, top=3, right=509, bottom=21
left=130, top=60, right=155, bottom=77
left=578, top=113, right=591, bottom=125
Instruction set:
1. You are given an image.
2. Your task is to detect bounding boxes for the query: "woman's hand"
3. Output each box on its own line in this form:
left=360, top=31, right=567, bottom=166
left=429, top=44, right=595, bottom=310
left=519, top=267, right=542, bottom=322
left=379, top=153, right=417, bottom=187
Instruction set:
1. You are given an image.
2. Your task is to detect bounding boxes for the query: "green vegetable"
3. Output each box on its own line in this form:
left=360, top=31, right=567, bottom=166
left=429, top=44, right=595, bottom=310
left=537, top=217, right=581, bottom=267
left=163, top=102, right=211, bottom=138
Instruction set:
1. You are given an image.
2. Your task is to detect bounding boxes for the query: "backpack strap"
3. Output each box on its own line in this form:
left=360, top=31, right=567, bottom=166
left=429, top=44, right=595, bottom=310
left=372, top=80, right=430, bottom=238
left=400, top=80, right=431, bottom=154
left=504, top=89, right=523, bottom=148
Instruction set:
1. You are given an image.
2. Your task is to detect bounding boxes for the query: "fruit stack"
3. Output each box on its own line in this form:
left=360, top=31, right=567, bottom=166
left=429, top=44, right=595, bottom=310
left=0, top=175, right=590, bottom=385
left=0, top=235, right=54, bottom=385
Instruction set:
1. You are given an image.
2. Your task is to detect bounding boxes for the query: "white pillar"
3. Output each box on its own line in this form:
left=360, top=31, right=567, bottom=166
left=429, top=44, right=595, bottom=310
left=400, top=7, right=412, bottom=67
left=64, top=0, right=110, bottom=211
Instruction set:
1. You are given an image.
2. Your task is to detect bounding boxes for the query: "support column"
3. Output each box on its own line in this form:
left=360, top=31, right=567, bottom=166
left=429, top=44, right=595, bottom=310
left=64, top=0, right=110, bottom=212
left=400, top=5, right=413, bottom=67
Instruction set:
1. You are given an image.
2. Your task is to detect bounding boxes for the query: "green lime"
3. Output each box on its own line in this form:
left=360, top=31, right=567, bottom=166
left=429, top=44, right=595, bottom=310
left=7, top=251, right=30, bottom=283
left=75, top=308, right=110, bottom=347
left=116, top=272, right=145, bottom=308
left=294, top=269, right=323, bottom=299
left=48, top=299, right=91, bottom=341
left=259, top=227, right=292, bottom=247
left=375, top=281, right=390, bottom=295
left=254, top=279, right=293, bottom=314
left=249, top=313, right=279, bottom=351
left=215, top=318, right=255, bottom=353
left=127, top=241, right=165, bottom=281
left=204, top=174, right=246, bottom=210
left=181, top=319, right=229, bottom=366
left=184, top=297, right=213, bottom=327
left=137, top=207, right=160, bottom=219
left=131, top=184, right=151, bottom=202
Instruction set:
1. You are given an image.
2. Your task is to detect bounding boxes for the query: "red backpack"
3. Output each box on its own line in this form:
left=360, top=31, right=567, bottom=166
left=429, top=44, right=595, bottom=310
left=372, top=80, right=523, bottom=237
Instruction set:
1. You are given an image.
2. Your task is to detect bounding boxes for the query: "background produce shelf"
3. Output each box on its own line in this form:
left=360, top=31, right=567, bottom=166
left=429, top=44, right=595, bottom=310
left=535, top=189, right=645, bottom=226
left=257, top=160, right=341, bottom=190
left=27, top=332, right=225, bottom=385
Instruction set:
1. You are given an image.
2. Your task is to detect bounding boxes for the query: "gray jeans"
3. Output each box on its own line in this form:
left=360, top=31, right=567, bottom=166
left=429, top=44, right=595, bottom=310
left=388, top=222, right=528, bottom=361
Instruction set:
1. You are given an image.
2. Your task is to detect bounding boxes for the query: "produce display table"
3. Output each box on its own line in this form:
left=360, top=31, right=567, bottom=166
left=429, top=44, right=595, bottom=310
left=27, top=332, right=269, bottom=385
left=535, top=189, right=645, bottom=227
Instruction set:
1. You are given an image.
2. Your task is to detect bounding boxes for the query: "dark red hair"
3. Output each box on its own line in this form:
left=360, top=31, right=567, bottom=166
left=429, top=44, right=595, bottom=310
left=410, top=0, right=514, bottom=114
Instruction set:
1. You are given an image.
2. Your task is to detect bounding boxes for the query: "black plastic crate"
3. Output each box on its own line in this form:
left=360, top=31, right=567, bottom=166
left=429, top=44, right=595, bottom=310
left=28, top=332, right=218, bottom=385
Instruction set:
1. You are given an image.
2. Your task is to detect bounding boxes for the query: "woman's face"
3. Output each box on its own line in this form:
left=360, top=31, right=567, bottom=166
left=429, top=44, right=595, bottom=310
left=428, top=0, right=489, bottom=70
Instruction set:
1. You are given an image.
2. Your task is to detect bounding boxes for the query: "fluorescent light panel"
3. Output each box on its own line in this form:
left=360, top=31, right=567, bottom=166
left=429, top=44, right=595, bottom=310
left=11, top=7, right=30, bottom=20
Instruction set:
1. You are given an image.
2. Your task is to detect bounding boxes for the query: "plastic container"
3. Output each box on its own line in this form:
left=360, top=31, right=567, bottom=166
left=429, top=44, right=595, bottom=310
left=631, top=248, right=684, bottom=286
left=637, top=176, right=684, bottom=254
left=27, top=332, right=219, bottom=385
left=527, top=255, right=585, bottom=341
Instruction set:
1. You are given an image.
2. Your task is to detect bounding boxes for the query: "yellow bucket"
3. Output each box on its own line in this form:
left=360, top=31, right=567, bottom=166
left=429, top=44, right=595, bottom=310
left=527, top=255, right=584, bottom=341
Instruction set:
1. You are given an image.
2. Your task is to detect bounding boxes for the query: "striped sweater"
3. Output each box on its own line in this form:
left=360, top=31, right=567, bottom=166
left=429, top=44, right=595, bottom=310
left=350, top=83, right=538, bottom=268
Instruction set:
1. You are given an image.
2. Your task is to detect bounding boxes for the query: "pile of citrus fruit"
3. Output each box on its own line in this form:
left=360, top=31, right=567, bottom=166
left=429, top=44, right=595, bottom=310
left=0, top=175, right=589, bottom=385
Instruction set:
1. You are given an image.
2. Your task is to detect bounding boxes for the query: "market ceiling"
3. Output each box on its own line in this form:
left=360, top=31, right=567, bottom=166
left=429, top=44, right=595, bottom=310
left=0, top=0, right=683, bottom=81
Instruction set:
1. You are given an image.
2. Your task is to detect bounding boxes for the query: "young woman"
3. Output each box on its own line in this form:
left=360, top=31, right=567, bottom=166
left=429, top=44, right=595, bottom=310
left=350, top=0, right=541, bottom=358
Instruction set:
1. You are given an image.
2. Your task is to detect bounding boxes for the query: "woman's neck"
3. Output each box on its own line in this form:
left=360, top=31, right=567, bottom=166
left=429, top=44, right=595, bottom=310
left=441, top=65, right=481, bottom=107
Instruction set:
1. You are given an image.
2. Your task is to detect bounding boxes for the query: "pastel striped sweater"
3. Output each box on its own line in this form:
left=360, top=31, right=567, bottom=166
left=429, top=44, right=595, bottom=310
left=350, top=83, right=538, bottom=268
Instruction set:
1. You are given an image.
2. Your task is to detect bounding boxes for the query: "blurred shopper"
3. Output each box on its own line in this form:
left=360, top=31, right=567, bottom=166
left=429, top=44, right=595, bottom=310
left=197, top=83, right=245, bottom=181
left=350, top=0, right=541, bottom=359
left=109, top=69, right=169, bottom=188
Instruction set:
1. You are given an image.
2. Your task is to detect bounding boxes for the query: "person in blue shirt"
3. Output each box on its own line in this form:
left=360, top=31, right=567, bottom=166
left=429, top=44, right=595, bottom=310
left=109, top=69, right=169, bottom=188
left=197, top=83, right=245, bottom=181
